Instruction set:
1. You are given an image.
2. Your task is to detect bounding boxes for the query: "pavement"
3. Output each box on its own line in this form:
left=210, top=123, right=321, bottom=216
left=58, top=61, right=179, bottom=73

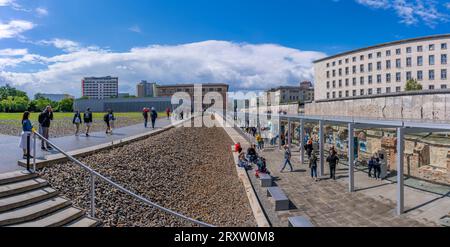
left=0, top=118, right=172, bottom=173
left=237, top=130, right=449, bottom=227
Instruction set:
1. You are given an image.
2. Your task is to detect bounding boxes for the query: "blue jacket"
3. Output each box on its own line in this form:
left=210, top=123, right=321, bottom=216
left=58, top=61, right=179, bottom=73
left=22, top=119, right=33, bottom=132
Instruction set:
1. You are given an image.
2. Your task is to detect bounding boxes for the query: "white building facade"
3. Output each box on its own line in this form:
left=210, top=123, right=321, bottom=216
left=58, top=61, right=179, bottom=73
left=314, top=34, right=450, bottom=101
left=82, top=76, right=119, bottom=99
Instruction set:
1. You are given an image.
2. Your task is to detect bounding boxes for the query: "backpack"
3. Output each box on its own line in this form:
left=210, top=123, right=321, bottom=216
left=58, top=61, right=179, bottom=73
left=103, top=114, right=109, bottom=122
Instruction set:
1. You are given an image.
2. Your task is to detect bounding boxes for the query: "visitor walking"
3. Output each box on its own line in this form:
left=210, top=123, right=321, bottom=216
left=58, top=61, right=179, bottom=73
left=256, top=133, right=263, bottom=150
left=326, top=150, right=339, bottom=180
left=280, top=145, right=293, bottom=172
left=73, top=110, right=82, bottom=136
left=143, top=107, right=149, bottom=128
left=104, top=109, right=113, bottom=134
left=83, top=108, right=93, bottom=137
left=305, top=139, right=314, bottom=159
left=38, top=106, right=54, bottom=151
left=19, top=111, right=34, bottom=159
left=150, top=107, right=158, bottom=129
left=373, top=155, right=381, bottom=180
left=166, top=107, right=171, bottom=120
left=368, top=156, right=375, bottom=178
left=309, top=152, right=318, bottom=181
left=109, top=110, right=116, bottom=132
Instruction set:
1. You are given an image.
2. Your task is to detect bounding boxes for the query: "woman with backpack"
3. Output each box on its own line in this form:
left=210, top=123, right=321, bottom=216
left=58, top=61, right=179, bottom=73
left=73, top=110, right=82, bottom=136
left=19, top=111, right=34, bottom=159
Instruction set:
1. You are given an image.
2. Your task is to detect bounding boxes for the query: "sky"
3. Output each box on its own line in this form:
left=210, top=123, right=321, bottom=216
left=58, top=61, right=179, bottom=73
left=1, top=0, right=450, bottom=97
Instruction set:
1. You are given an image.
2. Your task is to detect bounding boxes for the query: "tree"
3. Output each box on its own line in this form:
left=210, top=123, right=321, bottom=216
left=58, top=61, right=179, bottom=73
left=59, top=98, right=74, bottom=112
left=405, top=79, right=423, bottom=91
left=0, top=84, right=28, bottom=100
left=32, top=98, right=53, bottom=112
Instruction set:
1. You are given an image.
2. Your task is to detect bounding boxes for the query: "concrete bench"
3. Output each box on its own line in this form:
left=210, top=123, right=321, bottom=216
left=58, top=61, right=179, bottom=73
left=259, top=173, right=272, bottom=187
left=288, top=216, right=314, bottom=227
left=266, top=187, right=289, bottom=211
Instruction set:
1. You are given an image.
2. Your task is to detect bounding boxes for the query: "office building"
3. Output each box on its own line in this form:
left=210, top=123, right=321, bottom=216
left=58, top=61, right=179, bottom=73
left=82, top=76, right=119, bottom=99
left=136, top=80, right=158, bottom=98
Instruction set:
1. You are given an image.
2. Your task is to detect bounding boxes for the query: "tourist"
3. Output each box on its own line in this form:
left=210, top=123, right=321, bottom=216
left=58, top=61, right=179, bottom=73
left=166, top=107, right=171, bottom=120
left=309, top=152, right=318, bottom=181
left=305, top=139, right=314, bottom=159
left=238, top=152, right=250, bottom=170
left=143, top=107, right=149, bottom=128
left=255, top=133, right=263, bottom=150
left=72, top=110, right=82, bottom=136
left=104, top=109, right=113, bottom=134
left=151, top=107, right=158, bottom=129
left=235, top=142, right=243, bottom=153
left=280, top=132, right=286, bottom=146
left=368, top=156, right=375, bottom=178
left=246, top=144, right=258, bottom=164
left=280, top=145, right=293, bottom=172
left=109, top=109, right=116, bottom=132
left=38, top=106, right=54, bottom=151
left=372, top=154, right=382, bottom=180
left=326, top=150, right=339, bottom=180
left=83, top=108, right=93, bottom=137
left=256, top=157, right=270, bottom=177
left=19, top=111, right=34, bottom=159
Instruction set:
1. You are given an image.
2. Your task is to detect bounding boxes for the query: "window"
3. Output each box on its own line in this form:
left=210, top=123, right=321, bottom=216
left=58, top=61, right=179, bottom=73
left=406, top=71, right=412, bottom=80
left=332, top=81, right=336, bottom=88
left=377, top=88, right=382, bottom=94
left=386, top=73, right=391, bottom=83
left=442, top=69, right=447, bottom=80
left=360, top=89, right=364, bottom=95
left=417, top=45, right=423, bottom=52
left=352, top=78, right=357, bottom=86
left=332, top=61, right=336, bottom=66
left=396, top=86, right=401, bottom=92
left=377, top=52, right=382, bottom=58
left=360, top=76, right=365, bottom=85
left=332, top=92, right=336, bottom=98
left=376, top=61, right=381, bottom=70
left=386, top=50, right=391, bottom=56
left=339, top=60, right=342, bottom=65
left=332, top=70, right=336, bottom=77
left=345, top=79, right=349, bottom=86
left=368, top=53, right=373, bottom=59
left=345, top=58, right=349, bottom=64
left=326, top=81, right=330, bottom=88
left=406, top=57, right=412, bottom=67
left=326, top=71, right=330, bottom=78
left=396, top=72, right=401, bottom=82
left=368, top=75, right=373, bottom=84
left=338, top=80, right=342, bottom=87
left=368, top=89, right=373, bottom=95
left=417, top=70, right=423, bottom=81
left=352, top=90, right=357, bottom=96
left=417, top=56, right=423, bottom=66
left=406, top=47, right=412, bottom=53
left=396, top=59, right=401, bottom=68
left=339, top=68, right=342, bottom=76
left=345, top=67, right=349, bottom=75
left=368, top=63, right=373, bottom=72
left=441, top=43, right=447, bottom=50
left=352, top=66, right=356, bottom=74
left=338, top=91, right=342, bottom=98
left=386, top=60, right=391, bottom=69
left=429, top=85, right=435, bottom=90
left=360, top=55, right=364, bottom=61
left=429, top=44, right=435, bottom=51
left=386, top=87, right=391, bottom=93
left=442, top=85, right=448, bottom=89
left=327, top=92, right=330, bottom=99
left=345, top=91, right=349, bottom=97
left=396, top=48, right=401, bottom=55
left=360, top=64, right=364, bottom=73
left=442, top=54, right=447, bottom=64
left=352, top=57, right=356, bottom=62
left=429, top=70, right=435, bottom=80
left=429, top=55, right=435, bottom=65
left=377, top=74, right=382, bottom=83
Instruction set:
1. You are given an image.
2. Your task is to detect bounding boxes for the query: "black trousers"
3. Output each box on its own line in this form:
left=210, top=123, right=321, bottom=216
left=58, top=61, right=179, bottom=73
left=374, top=166, right=381, bottom=179
left=368, top=165, right=373, bottom=177
left=329, top=165, right=336, bottom=180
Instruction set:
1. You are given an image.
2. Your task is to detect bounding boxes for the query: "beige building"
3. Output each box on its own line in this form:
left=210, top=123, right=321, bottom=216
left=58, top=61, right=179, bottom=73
left=136, top=80, right=158, bottom=98
left=314, top=34, right=450, bottom=101
left=266, top=81, right=314, bottom=105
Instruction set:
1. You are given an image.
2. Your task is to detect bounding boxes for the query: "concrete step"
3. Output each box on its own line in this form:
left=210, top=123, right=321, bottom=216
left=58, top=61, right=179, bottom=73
left=0, top=178, right=48, bottom=198
left=9, top=207, right=84, bottom=227
left=0, top=197, right=72, bottom=226
left=0, top=171, right=38, bottom=186
left=66, top=216, right=102, bottom=227
left=0, top=187, right=58, bottom=213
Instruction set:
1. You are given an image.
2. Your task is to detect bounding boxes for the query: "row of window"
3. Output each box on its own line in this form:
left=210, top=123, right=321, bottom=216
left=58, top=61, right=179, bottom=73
left=326, top=54, right=448, bottom=78
left=326, top=84, right=448, bottom=99
left=326, top=42, right=448, bottom=67
left=326, top=69, right=448, bottom=88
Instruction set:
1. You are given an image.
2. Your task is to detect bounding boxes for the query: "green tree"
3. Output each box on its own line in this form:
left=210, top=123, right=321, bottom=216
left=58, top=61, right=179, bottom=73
left=0, top=96, right=29, bottom=112
left=405, top=79, right=423, bottom=91
left=59, top=98, right=74, bottom=112
left=32, top=98, right=53, bottom=112
left=0, top=84, right=28, bottom=100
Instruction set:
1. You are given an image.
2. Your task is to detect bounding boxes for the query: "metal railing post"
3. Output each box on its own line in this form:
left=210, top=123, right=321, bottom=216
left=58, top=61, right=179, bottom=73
left=90, top=172, right=96, bottom=218
left=26, top=133, right=31, bottom=171
left=33, top=133, right=36, bottom=173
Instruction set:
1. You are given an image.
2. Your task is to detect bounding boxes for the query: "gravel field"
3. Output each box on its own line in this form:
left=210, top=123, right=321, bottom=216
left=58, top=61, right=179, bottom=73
left=0, top=117, right=142, bottom=138
left=40, top=123, right=256, bottom=227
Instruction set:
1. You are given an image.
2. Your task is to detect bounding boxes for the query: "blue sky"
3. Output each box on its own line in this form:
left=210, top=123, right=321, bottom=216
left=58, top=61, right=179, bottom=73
left=1, top=0, right=450, bottom=96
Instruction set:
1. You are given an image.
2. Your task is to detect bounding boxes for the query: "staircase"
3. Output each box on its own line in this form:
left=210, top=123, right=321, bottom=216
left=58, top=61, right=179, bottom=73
left=0, top=170, right=101, bottom=227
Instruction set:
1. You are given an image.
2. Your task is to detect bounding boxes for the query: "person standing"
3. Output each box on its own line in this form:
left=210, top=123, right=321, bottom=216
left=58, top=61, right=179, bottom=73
left=326, top=150, right=339, bottom=180
left=373, top=155, right=381, bottom=180
left=143, top=107, right=149, bottom=128
left=166, top=107, right=171, bottom=120
left=19, top=111, right=34, bottom=159
left=109, top=110, right=116, bottom=132
left=83, top=108, right=93, bottom=137
left=104, top=109, right=112, bottom=134
left=309, top=152, right=318, bottom=181
left=150, top=107, right=158, bottom=129
left=280, top=145, right=293, bottom=172
left=38, top=106, right=54, bottom=151
left=255, top=133, right=263, bottom=150
left=305, top=139, right=314, bottom=159
left=73, top=110, right=82, bottom=136
left=368, top=156, right=375, bottom=178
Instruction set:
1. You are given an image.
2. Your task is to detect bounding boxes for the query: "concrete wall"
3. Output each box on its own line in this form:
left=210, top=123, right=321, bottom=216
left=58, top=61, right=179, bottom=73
left=74, top=97, right=174, bottom=112
left=305, top=91, right=450, bottom=121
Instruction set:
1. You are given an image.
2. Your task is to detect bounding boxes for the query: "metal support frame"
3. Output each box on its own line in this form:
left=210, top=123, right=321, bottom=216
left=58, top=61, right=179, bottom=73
left=396, top=127, right=405, bottom=215
left=90, top=172, right=96, bottom=217
left=278, top=117, right=282, bottom=150
left=319, top=120, right=324, bottom=177
left=348, top=123, right=355, bottom=192
left=287, top=118, right=292, bottom=149
left=300, top=119, right=305, bottom=164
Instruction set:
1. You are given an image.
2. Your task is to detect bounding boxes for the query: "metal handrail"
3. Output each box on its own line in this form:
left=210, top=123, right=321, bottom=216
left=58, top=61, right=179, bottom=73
left=31, top=130, right=214, bottom=227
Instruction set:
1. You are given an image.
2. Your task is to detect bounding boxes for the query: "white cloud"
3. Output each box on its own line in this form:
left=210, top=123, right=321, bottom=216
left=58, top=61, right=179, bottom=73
left=128, top=25, right=142, bottom=33
left=356, top=0, right=449, bottom=27
left=0, top=0, right=14, bottom=7
left=0, top=0, right=30, bottom=12
left=0, top=20, right=34, bottom=39
left=35, top=7, right=48, bottom=17
left=38, top=38, right=82, bottom=52
left=0, top=48, right=28, bottom=56
left=0, top=40, right=326, bottom=97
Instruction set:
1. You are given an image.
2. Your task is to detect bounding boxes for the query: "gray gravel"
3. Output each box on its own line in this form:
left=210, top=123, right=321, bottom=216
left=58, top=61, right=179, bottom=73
left=39, top=123, right=257, bottom=227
